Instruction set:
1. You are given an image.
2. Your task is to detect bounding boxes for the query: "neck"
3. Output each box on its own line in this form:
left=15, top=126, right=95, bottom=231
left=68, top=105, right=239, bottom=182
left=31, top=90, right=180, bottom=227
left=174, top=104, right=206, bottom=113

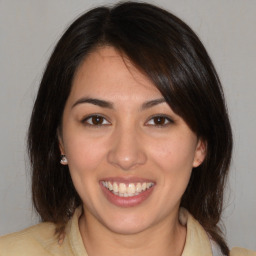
left=79, top=208, right=186, bottom=256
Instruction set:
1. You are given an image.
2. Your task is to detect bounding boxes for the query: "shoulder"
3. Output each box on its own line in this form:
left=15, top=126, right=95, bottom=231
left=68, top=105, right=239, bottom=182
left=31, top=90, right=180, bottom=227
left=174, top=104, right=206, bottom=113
left=0, top=222, right=59, bottom=256
left=230, top=247, right=256, bottom=256
left=180, top=208, right=256, bottom=256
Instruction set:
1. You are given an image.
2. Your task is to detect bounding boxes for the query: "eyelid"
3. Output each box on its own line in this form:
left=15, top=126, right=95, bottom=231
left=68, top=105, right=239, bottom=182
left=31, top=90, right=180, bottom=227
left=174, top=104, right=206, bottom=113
left=145, top=114, right=174, bottom=127
left=81, top=114, right=111, bottom=126
left=80, top=113, right=174, bottom=127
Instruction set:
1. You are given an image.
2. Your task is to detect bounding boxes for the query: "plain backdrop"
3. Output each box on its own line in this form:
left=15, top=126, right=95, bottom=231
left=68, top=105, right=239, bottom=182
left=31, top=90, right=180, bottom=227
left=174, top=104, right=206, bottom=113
left=0, top=0, right=255, bottom=251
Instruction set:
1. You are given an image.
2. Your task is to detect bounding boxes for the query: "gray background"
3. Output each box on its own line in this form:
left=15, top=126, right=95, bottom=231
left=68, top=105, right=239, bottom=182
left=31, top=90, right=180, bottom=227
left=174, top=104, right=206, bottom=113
left=0, top=0, right=255, bottom=251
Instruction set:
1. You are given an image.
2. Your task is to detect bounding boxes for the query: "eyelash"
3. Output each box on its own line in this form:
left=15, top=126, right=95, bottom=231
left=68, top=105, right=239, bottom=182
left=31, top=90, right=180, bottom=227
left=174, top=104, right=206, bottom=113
left=82, top=115, right=111, bottom=127
left=81, top=114, right=174, bottom=127
left=145, top=115, right=174, bottom=127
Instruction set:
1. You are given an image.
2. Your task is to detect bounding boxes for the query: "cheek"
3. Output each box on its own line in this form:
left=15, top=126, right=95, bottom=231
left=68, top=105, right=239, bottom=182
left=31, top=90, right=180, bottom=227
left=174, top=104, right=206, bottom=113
left=148, top=135, right=197, bottom=194
left=63, top=135, right=109, bottom=204
left=150, top=137, right=195, bottom=205
left=64, top=133, right=108, bottom=177
left=149, top=135, right=197, bottom=171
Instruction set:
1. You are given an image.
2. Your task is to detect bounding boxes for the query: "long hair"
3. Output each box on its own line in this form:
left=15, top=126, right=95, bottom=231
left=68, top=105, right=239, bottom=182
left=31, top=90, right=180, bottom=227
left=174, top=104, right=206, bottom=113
left=28, top=2, right=232, bottom=254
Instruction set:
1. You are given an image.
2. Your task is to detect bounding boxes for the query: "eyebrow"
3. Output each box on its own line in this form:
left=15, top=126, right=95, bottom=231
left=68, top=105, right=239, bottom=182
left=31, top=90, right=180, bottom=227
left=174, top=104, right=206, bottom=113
left=141, top=98, right=166, bottom=110
left=71, top=97, right=166, bottom=110
left=72, top=97, right=114, bottom=109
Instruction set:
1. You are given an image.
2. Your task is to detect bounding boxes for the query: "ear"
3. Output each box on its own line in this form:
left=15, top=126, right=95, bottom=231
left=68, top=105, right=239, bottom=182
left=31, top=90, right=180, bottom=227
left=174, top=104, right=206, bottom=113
left=58, top=131, right=68, bottom=165
left=192, top=138, right=207, bottom=168
left=57, top=129, right=65, bottom=155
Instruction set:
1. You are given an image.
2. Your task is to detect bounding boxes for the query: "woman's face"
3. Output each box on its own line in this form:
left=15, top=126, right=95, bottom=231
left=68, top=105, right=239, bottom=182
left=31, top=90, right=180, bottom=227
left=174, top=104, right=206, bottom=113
left=59, top=46, right=205, bottom=235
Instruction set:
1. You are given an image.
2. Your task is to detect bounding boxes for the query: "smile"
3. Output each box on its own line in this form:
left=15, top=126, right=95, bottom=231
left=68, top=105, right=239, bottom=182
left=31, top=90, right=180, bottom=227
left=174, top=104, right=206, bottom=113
left=101, top=181, right=154, bottom=197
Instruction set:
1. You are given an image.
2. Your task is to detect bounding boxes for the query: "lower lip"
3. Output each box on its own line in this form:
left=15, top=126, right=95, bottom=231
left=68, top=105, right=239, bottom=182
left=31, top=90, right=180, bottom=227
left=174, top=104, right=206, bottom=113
left=100, top=183, right=155, bottom=208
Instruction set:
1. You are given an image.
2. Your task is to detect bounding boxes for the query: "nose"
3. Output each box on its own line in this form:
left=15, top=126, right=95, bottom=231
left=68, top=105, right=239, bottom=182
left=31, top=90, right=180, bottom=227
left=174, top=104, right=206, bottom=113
left=107, top=125, right=147, bottom=171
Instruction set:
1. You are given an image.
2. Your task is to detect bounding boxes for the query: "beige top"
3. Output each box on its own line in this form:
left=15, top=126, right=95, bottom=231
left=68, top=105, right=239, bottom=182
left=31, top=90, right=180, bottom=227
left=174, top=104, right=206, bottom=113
left=0, top=207, right=255, bottom=256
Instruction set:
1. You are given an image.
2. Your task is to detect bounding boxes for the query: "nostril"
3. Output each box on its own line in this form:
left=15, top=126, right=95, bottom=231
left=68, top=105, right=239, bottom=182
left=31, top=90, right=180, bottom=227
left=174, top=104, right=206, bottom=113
left=107, top=149, right=147, bottom=171
left=107, top=128, right=147, bottom=170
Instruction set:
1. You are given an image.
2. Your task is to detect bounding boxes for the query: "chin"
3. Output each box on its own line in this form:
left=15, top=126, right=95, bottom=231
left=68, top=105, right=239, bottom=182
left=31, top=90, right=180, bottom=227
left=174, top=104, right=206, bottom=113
left=105, top=220, right=149, bottom=235
left=99, top=211, right=152, bottom=235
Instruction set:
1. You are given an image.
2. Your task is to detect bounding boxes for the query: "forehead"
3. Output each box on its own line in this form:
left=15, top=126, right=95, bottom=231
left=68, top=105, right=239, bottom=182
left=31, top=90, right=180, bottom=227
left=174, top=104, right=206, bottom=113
left=70, top=46, right=162, bottom=102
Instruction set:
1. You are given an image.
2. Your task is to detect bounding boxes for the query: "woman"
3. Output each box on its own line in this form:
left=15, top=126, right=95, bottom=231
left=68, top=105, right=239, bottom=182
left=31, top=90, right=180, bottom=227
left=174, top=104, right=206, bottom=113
left=0, top=2, right=254, bottom=256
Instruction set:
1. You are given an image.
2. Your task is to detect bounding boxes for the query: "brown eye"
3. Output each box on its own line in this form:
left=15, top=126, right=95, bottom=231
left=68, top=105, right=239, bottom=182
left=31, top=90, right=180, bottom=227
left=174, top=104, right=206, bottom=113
left=146, top=115, right=173, bottom=127
left=84, top=115, right=110, bottom=126
left=91, top=116, right=104, bottom=125
left=153, top=117, right=166, bottom=125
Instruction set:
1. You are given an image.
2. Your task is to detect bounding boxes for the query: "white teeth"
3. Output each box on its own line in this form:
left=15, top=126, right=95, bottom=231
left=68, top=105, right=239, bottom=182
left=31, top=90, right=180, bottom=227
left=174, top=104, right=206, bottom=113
left=113, top=182, right=118, bottom=193
left=119, top=183, right=126, bottom=193
left=136, top=183, right=142, bottom=193
left=102, top=181, right=154, bottom=197
left=108, top=181, right=113, bottom=191
left=127, top=183, right=135, bottom=194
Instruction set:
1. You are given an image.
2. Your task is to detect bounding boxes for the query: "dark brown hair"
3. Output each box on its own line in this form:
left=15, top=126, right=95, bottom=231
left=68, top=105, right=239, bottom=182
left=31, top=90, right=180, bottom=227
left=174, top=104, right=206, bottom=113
left=28, top=2, right=232, bottom=254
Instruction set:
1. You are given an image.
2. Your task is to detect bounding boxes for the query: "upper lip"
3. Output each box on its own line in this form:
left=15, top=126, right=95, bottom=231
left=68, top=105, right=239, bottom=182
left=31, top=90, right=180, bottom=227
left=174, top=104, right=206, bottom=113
left=100, top=176, right=156, bottom=185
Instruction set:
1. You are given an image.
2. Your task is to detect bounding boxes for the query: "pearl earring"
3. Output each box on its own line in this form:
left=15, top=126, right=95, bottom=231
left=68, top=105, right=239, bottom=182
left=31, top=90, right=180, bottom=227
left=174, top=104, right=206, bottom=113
left=60, top=155, right=68, bottom=165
